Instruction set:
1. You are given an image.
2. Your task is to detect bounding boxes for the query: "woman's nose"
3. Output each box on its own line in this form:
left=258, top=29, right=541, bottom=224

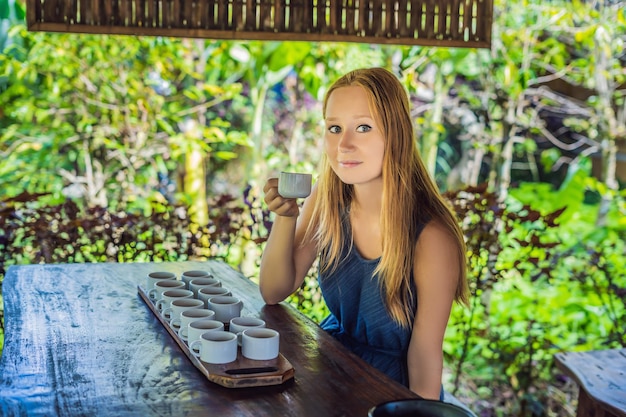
left=338, top=131, right=354, bottom=152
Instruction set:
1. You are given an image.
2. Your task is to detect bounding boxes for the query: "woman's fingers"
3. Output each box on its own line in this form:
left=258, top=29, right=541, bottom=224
left=263, top=179, right=281, bottom=205
left=263, top=177, right=279, bottom=194
left=267, top=196, right=298, bottom=216
left=263, top=178, right=299, bottom=217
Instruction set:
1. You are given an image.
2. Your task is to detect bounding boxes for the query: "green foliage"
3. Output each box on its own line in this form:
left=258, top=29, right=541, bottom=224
left=286, top=259, right=330, bottom=324
left=0, top=191, right=270, bottom=272
left=0, top=0, right=24, bottom=51
left=0, top=28, right=250, bottom=209
left=444, top=173, right=625, bottom=416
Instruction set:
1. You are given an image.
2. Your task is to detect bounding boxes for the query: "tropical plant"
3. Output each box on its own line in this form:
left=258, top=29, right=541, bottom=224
left=0, top=27, right=252, bottom=214
left=444, top=167, right=625, bottom=416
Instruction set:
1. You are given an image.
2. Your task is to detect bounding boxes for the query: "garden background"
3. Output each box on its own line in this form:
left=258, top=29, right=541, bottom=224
left=1, top=0, right=625, bottom=416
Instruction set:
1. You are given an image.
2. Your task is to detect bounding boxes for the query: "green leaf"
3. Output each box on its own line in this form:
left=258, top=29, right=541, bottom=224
left=0, top=0, right=8, bottom=19
left=268, top=42, right=311, bottom=71
left=214, top=150, right=238, bottom=160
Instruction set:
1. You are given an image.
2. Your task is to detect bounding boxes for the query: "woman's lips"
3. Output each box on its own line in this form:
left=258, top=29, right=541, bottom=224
left=338, top=160, right=361, bottom=168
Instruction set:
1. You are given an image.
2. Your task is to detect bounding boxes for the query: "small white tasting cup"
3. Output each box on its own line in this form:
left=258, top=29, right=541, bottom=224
left=229, top=317, right=266, bottom=346
left=198, top=286, right=232, bottom=308
left=241, top=328, right=280, bottom=361
left=145, top=271, right=177, bottom=298
left=189, top=330, right=238, bottom=364
left=180, top=270, right=212, bottom=289
left=207, top=295, right=243, bottom=324
left=155, top=289, right=194, bottom=316
left=186, top=319, right=225, bottom=349
left=177, top=309, right=216, bottom=341
left=278, top=172, right=312, bottom=199
left=165, top=298, right=206, bottom=328
left=188, top=277, right=221, bottom=298
left=147, top=279, right=186, bottom=302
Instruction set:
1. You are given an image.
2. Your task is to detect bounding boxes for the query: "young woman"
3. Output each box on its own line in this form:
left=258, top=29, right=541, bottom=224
left=259, top=67, right=468, bottom=400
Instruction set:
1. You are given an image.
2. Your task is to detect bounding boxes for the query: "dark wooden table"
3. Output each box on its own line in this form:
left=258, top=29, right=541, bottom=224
left=555, top=348, right=626, bottom=417
left=0, top=260, right=422, bottom=417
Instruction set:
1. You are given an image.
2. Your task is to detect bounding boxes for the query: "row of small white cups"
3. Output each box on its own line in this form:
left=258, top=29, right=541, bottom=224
left=149, top=277, right=231, bottom=308
left=146, top=272, right=239, bottom=322
left=145, top=271, right=279, bottom=364
left=188, top=319, right=280, bottom=364
left=171, top=303, right=280, bottom=364
left=146, top=270, right=244, bottom=335
left=147, top=270, right=224, bottom=301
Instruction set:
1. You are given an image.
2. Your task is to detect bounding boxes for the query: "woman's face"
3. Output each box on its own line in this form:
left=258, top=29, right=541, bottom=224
left=324, top=86, right=385, bottom=186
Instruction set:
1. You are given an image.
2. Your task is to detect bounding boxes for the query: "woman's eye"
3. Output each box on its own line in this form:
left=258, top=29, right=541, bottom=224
left=328, top=125, right=341, bottom=134
left=356, top=124, right=372, bottom=133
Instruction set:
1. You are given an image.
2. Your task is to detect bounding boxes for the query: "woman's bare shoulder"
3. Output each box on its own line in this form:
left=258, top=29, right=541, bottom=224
left=413, top=219, right=460, bottom=287
left=417, top=219, right=457, bottom=248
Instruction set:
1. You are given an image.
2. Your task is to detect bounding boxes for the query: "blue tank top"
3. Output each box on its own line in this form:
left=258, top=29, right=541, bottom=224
left=318, top=220, right=427, bottom=387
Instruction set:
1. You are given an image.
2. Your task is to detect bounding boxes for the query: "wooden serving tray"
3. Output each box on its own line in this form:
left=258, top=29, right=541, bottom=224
left=138, top=285, right=295, bottom=388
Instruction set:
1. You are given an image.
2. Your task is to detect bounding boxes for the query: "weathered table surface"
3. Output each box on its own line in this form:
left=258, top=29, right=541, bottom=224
left=0, top=261, right=421, bottom=417
left=555, top=348, right=626, bottom=417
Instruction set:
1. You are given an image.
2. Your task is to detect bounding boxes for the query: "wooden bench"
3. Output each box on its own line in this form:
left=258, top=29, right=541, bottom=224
left=554, top=348, right=626, bottom=417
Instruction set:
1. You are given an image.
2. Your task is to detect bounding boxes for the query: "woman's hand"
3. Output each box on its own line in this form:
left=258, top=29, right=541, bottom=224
left=263, top=177, right=301, bottom=217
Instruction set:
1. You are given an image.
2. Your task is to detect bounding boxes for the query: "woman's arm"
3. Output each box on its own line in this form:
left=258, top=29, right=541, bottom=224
left=407, top=220, right=460, bottom=399
left=259, top=179, right=319, bottom=305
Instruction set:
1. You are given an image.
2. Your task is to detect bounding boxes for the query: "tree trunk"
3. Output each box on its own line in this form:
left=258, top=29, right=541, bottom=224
left=182, top=39, right=209, bottom=226
left=421, top=69, right=445, bottom=177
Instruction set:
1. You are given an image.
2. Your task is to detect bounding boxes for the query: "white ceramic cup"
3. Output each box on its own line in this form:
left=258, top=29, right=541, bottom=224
left=164, top=298, right=205, bottom=327
left=208, top=295, right=243, bottom=324
left=181, top=270, right=212, bottom=289
left=278, top=172, right=312, bottom=198
left=198, top=286, right=232, bottom=308
left=241, top=328, right=280, bottom=361
left=186, top=319, right=225, bottom=348
left=188, top=277, right=221, bottom=297
left=190, top=330, right=238, bottom=364
left=147, top=279, right=186, bottom=302
left=155, top=289, right=194, bottom=316
left=229, top=317, right=266, bottom=346
left=177, top=309, right=216, bottom=341
left=145, top=271, right=177, bottom=298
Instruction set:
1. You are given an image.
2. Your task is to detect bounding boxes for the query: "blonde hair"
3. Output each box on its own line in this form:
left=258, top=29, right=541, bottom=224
left=306, top=67, right=468, bottom=328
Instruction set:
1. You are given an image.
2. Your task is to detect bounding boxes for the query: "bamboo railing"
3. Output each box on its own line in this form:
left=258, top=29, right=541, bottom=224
left=27, top=0, right=493, bottom=48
